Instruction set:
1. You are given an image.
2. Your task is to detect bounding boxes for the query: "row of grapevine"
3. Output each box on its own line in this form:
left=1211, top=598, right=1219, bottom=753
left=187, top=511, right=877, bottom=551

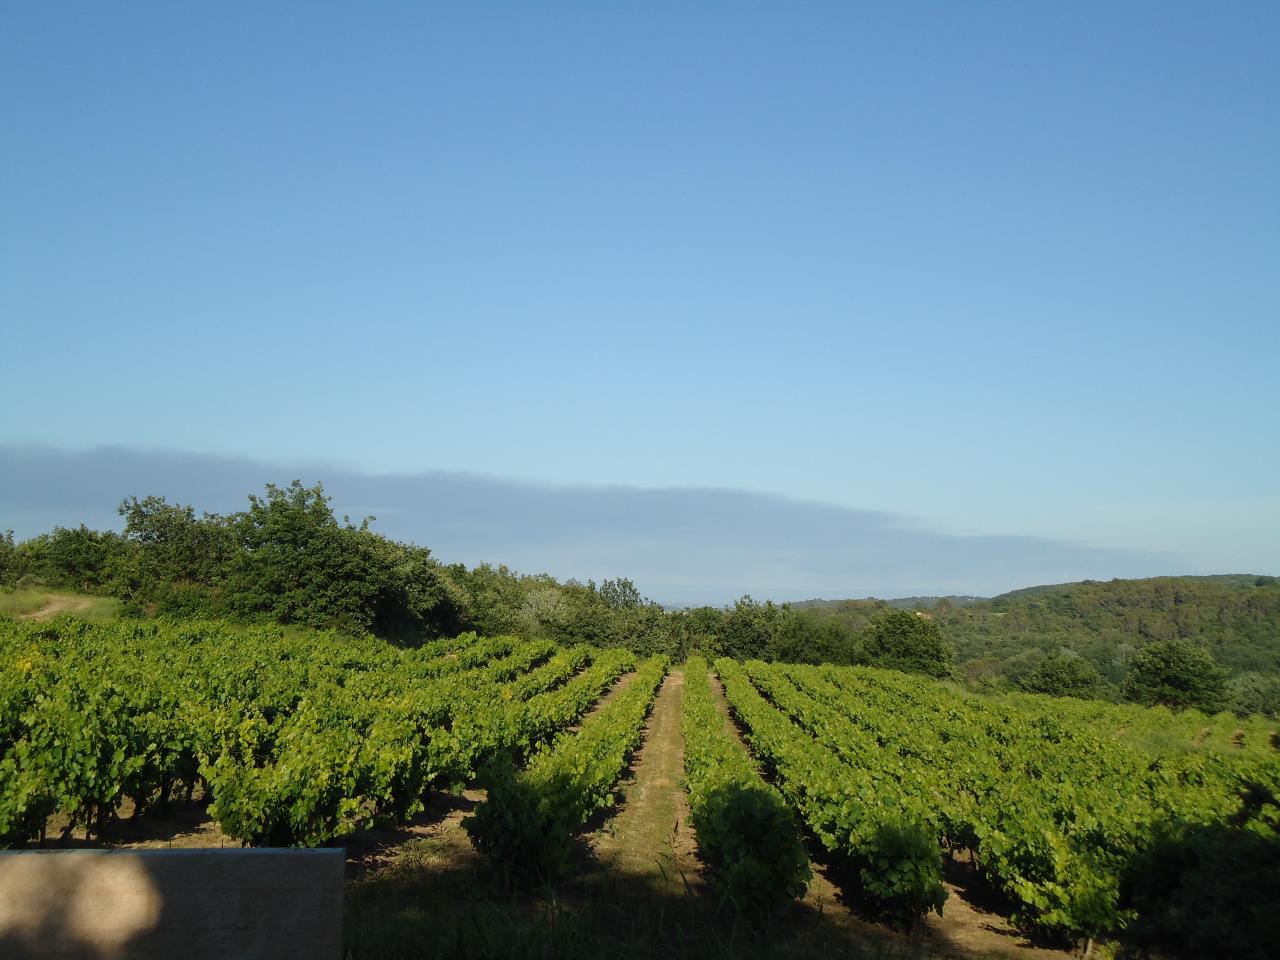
left=208, top=643, right=639, bottom=846
left=0, top=618, right=630, bottom=848
left=680, top=657, right=809, bottom=908
left=713, top=657, right=947, bottom=927
left=205, top=642, right=634, bottom=846
left=833, top=664, right=1274, bottom=935
left=734, top=658, right=1280, bottom=944
left=203, top=644, right=535, bottom=846
left=816, top=660, right=1276, bottom=755
left=508, top=645, right=592, bottom=700
left=466, top=655, right=669, bottom=881
left=498, top=647, right=638, bottom=759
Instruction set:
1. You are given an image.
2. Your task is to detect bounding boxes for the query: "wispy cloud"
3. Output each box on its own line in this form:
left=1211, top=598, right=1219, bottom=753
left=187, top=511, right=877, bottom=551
left=0, top=445, right=1181, bottom=605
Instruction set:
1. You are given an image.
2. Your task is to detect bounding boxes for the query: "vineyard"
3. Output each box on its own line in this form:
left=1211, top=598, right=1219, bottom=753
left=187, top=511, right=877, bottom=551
left=717, top=659, right=1280, bottom=947
left=2, top=616, right=1278, bottom=958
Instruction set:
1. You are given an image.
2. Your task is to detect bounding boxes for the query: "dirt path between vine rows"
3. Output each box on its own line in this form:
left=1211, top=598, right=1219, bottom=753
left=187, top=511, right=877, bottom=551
left=571, top=668, right=637, bottom=730
left=588, top=669, right=702, bottom=894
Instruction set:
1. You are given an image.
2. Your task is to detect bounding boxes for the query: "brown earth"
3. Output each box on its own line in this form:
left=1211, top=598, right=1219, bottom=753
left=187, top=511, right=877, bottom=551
left=19, top=595, right=98, bottom=620
left=341, top=788, right=487, bottom=879
left=588, top=669, right=702, bottom=894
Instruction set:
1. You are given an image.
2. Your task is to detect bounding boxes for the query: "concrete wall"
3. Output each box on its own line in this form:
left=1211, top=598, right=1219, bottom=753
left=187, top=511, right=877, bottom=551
left=0, top=849, right=344, bottom=960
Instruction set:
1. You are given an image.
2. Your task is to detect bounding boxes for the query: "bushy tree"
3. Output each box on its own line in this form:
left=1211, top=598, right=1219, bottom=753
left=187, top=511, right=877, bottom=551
left=0, top=530, right=15, bottom=584
left=599, top=577, right=642, bottom=610
left=112, top=496, right=236, bottom=613
left=721, top=596, right=781, bottom=661
left=1123, top=638, right=1229, bottom=713
left=366, top=539, right=464, bottom=640
left=859, top=610, right=953, bottom=678
left=446, top=563, right=526, bottom=636
left=668, top=606, right=730, bottom=660
left=5, top=525, right=128, bottom=591
left=222, top=481, right=366, bottom=627
left=1229, top=672, right=1280, bottom=718
left=118, top=495, right=236, bottom=586
left=221, top=480, right=458, bottom=635
left=616, top=602, right=673, bottom=657
left=1018, top=651, right=1107, bottom=699
left=767, top=608, right=859, bottom=665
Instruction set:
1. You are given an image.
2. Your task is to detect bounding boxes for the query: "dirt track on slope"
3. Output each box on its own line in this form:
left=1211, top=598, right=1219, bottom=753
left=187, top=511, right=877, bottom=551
left=19, top=596, right=97, bottom=620
left=589, top=669, right=702, bottom=893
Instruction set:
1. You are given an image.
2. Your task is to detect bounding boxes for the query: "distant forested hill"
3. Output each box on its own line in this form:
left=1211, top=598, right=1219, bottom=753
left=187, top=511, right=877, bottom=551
left=954, top=575, right=1280, bottom=681
left=795, top=595, right=987, bottom=611
left=798, top=575, right=1280, bottom=688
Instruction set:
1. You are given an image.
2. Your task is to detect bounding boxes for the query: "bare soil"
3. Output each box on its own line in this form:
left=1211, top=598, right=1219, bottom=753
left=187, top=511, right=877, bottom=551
left=589, top=669, right=702, bottom=894
left=19, top=595, right=98, bottom=620
left=41, top=795, right=230, bottom=850
left=341, top=788, right=487, bottom=879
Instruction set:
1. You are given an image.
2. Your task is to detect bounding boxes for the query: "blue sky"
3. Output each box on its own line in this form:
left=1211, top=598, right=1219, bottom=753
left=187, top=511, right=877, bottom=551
left=2, top=3, right=1277, bottom=600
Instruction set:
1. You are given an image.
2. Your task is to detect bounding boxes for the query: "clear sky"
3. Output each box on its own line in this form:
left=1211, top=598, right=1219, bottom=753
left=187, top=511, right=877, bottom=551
left=2, top=2, right=1278, bottom=597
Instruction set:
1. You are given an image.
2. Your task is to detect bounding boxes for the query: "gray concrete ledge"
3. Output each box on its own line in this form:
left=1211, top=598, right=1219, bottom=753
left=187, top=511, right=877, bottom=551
left=0, top=849, right=344, bottom=960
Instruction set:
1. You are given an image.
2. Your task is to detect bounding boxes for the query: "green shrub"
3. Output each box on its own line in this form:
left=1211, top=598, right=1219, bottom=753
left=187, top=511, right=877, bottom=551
left=682, top=657, right=809, bottom=909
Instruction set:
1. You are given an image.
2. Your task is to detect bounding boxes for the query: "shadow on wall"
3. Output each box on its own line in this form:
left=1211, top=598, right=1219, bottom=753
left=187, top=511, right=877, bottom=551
left=0, top=849, right=343, bottom=960
left=0, top=853, right=160, bottom=959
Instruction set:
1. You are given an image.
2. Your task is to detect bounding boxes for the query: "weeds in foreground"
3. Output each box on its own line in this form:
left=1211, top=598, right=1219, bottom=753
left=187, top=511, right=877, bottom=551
left=344, top=832, right=921, bottom=960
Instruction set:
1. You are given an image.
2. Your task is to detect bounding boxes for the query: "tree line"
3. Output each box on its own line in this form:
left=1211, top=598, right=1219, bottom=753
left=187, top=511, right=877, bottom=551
left=2, top=481, right=1273, bottom=716
left=0, top=481, right=947, bottom=673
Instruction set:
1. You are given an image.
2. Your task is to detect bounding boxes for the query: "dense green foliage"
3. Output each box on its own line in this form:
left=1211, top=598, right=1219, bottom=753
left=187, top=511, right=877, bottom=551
left=1120, top=792, right=1280, bottom=960
left=465, top=655, right=668, bottom=881
left=5, top=487, right=1278, bottom=715
left=0, top=531, right=15, bottom=584
left=1122, top=637, right=1230, bottom=712
left=719, top=656, right=1280, bottom=948
left=948, top=575, right=1280, bottom=685
left=856, top=610, right=953, bottom=678
left=0, top=486, right=926, bottom=669
left=0, top=617, right=634, bottom=848
left=3, top=483, right=463, bottom=639
left=681, top=657, right=810, bottom=909
left=716, top=657, right=947, bottom=928
left=799, top=576, right=1280, bottom=713
left=1017, top=651, right=1107, bottom=698
left=1229, top=672, right=1280, bottom=718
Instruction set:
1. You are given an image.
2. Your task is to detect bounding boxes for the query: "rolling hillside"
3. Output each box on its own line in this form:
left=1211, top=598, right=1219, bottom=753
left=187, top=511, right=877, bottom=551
left=799, top=575, right=1280, bottom=686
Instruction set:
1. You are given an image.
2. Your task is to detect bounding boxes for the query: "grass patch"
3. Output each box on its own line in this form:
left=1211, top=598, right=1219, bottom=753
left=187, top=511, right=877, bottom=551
left=0, top=587, right=50, bottom=616
left=0, top=587, right=120, bottom=622
left=344, top=837, right=917, bottom=960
